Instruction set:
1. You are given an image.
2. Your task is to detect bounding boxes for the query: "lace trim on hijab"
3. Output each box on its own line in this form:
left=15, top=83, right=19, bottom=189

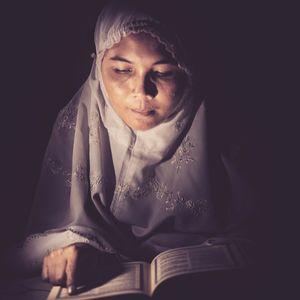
left=23, top=227, right=115, bottom=254
left=96, top=18, right=190, bottom=76
left=66, top=227, right=115, bottom=253
left=18, top=227, right=116, bottom=272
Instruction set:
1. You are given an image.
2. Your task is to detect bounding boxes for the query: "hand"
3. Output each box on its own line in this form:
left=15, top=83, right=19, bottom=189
left=42, top=243, right=118, bottom=294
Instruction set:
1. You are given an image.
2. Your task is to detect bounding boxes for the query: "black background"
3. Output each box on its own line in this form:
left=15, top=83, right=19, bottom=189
left=0, top=0, right=296, bottom=297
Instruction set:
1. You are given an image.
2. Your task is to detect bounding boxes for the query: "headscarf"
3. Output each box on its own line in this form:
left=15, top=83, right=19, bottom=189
left=16, top=0, right=256, bottom=272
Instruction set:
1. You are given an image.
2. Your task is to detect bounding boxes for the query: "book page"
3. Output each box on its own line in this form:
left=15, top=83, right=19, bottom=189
left=150, top=243, right=245, bottom=291
left=47, top=262, right=150, bottom=300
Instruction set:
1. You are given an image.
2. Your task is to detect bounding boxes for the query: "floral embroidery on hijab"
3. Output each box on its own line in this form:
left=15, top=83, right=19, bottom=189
left=89, top=111, right=101, bottom=144
left=89, top=173, right=103, bottom=194
left=45, top=156, right=87, bottom=188
left=171, top=136, right=195, bottom=173
left=56, top=98, right=79, bottom=131
left=114, top=176, right=208, bottom=216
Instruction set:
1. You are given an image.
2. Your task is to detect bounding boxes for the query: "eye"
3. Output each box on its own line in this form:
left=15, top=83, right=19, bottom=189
left=113, top=68, right=132, bottom=74
left=152, top=70, right=176, bottom=80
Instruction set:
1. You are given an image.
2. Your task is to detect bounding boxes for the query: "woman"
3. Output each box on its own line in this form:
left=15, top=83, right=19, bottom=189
left=6, top=0, right=257, bottom=295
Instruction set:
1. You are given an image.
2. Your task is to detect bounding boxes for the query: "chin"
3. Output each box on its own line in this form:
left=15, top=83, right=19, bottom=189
left=129, top=120, right=160, bottom=131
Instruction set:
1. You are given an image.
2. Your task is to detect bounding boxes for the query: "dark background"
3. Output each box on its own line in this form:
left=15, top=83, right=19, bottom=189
left=0, top=0, right=295, bottom=297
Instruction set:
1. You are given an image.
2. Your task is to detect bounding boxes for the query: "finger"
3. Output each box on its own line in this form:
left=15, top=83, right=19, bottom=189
left=41, top=256, right=49, bottom=281
left=65, top=245, right=79, bottom=294
left=52, top=248, right=67, bottom=285
left=47, top=250, right=67, bottom=285
left=54, top=257, right=67, bottom=285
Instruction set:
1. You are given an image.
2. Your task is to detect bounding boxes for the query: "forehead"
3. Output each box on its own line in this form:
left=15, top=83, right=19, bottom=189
left=105, top=32, right=172, bottom=60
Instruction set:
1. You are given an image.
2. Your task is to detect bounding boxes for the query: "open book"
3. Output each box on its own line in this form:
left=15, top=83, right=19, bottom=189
left=47, top=241, right=250, bottom=299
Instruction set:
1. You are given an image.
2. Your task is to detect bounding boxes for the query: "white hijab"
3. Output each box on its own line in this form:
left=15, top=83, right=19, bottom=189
left=13, top=0, right=256, bottom=273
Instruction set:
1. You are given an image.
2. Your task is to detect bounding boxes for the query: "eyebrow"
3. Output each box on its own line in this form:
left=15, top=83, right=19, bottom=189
left=109, top=55, right=176, bottom=65
left=110, top=55, right=132, bottom=63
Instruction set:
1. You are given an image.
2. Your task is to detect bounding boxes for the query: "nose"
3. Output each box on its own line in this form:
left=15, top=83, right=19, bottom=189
left=132, top=73, right=158, bottom=99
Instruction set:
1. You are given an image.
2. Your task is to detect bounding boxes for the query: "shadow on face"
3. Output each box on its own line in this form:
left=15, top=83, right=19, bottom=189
left=101, top=33, right=187, bottom=131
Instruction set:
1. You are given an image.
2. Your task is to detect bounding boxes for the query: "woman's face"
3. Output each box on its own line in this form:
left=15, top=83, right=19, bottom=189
left=101, top=33, right=186, bottom=131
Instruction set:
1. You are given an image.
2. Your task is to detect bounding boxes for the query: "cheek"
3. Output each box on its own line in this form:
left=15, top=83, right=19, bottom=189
left=101, top=65, right=130, bottom=101
left=157, top=82, right=181, bottom=107
left=104, top=78, right=131, bottom=105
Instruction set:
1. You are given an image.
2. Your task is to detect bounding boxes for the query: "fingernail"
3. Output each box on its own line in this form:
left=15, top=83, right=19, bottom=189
left=67, top=285, right=76, bottom=295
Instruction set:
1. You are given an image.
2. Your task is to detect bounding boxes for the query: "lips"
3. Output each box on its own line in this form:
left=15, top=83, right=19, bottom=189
left=130, top=108, right=155, bottom=116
